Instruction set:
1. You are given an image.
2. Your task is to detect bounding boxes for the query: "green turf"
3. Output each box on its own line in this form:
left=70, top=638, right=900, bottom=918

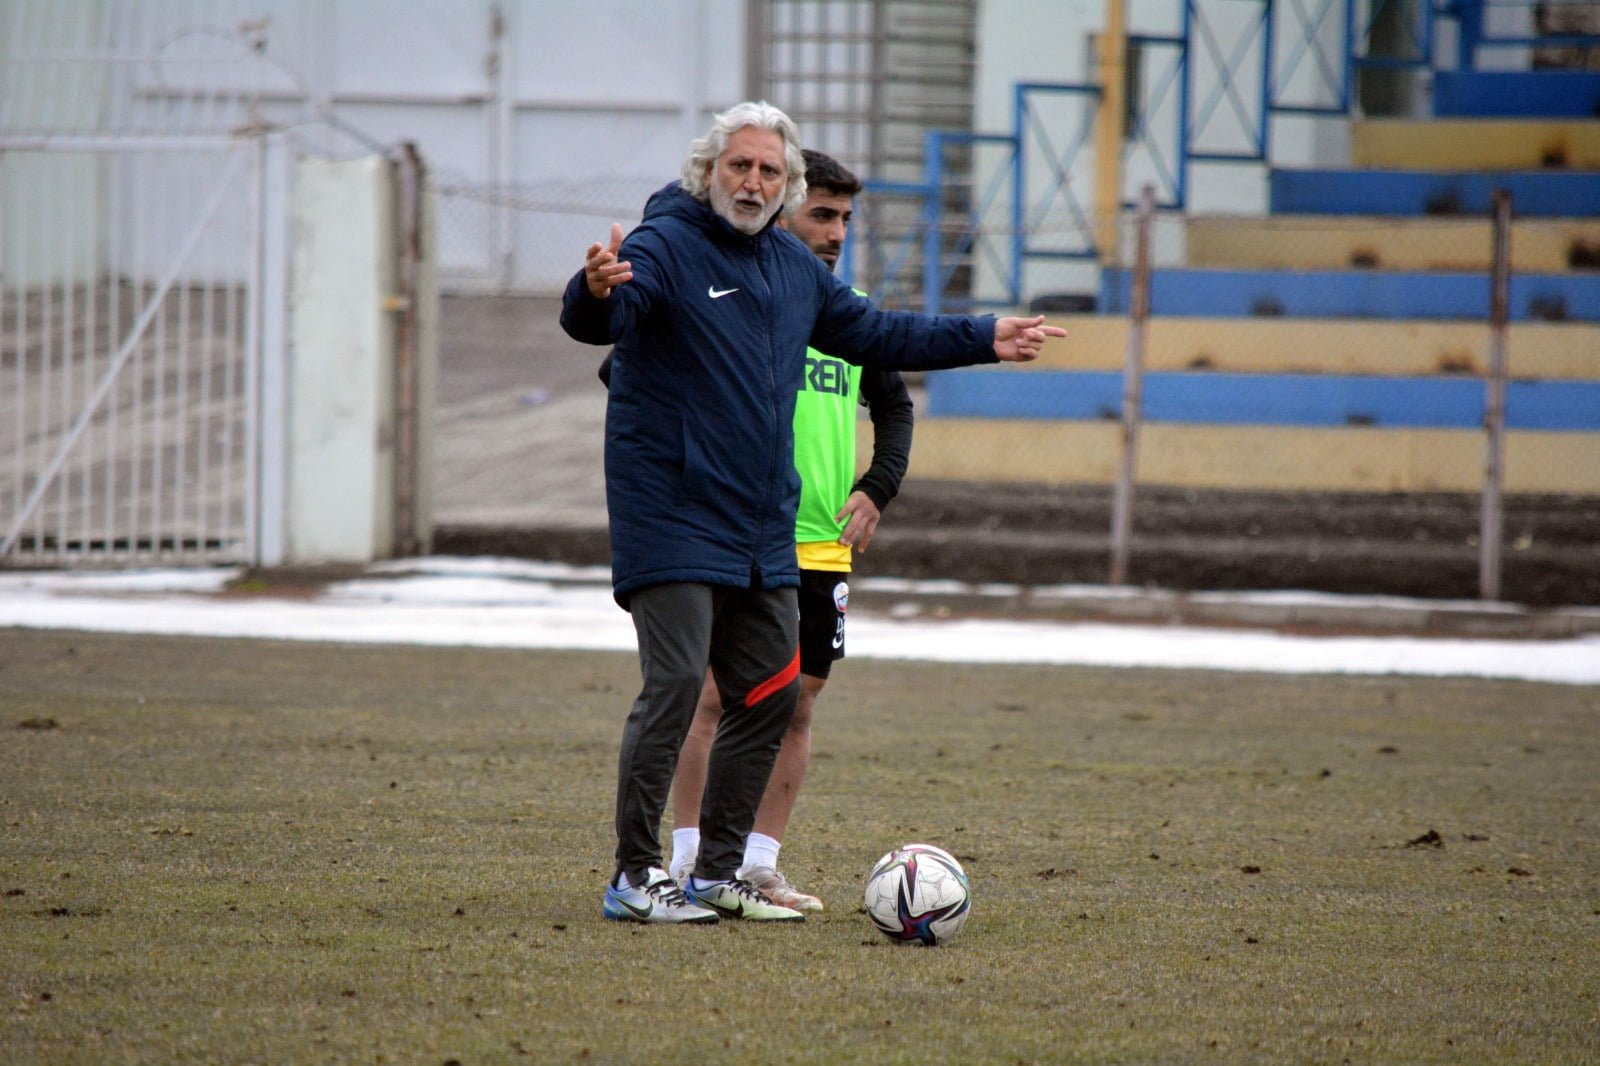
left=2, top=629, right=1597, bottom=1063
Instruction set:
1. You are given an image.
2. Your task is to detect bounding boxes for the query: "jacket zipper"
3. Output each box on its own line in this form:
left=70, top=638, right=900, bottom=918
left=752, top=238, right=780, bottom=589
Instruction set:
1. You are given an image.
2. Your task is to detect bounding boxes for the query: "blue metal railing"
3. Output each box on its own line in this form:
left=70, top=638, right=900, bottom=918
left=1184, top=0, right=1272, bottom=168
left=1125, top=34, right=1185, bottom=208
left=1015, top=82, right=1102, bottom=263
left=1271, top=0, right=1354, bottom=114
left=842, top=136, right=1021, bottom=315
left=925, top=131, right=1021, bottom=314
left=838, top=179, right=928, bottom=308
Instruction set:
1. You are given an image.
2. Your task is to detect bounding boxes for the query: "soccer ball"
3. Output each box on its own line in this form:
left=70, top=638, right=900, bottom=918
left=863, top=843, right=971, bottom=946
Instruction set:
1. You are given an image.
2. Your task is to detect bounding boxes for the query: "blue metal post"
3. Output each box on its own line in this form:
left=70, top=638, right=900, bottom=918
left=923, top=132, right=942, bottom=315
left=1259, top=0, right=1274, bottom=160
left=1013, top=83, right=1027, bottom=301
left=1341, top=0, right=1355, bottom=111
left=1177, top=0, right=1192, bottom=210
left=1455, top=0, right=1481, bottom=70
left=1006, top=137, right=1021, bottom=306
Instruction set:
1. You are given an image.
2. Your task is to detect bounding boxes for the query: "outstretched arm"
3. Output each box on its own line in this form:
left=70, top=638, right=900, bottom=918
left=812, top=271, right=1063, bottom=372
left=992, top=315, right=1066, bottom=362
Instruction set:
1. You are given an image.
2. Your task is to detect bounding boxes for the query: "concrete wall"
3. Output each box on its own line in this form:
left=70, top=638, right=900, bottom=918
left=286, top=155, right=436, bottom=562
left=1352, top=119, right=1600, bottom=170
left=1186, top=217, right=1600, bottom=273
left=0, top=0, right=107, bottom=288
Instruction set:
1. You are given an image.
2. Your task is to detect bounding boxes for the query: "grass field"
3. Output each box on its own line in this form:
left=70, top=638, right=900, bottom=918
left=3, top=628, right=1597, bottom=1063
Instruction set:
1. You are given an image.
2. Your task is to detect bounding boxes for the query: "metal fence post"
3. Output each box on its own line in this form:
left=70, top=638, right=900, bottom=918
left=489, top=3, right=514, bottom=291
left=1110, top=184, right=1155, bottom=586
left=393, top=141, right=425, bottom=557
left=923, top=132, right=943, bottom=315
left=1480, top=188, right=1511, bottom=602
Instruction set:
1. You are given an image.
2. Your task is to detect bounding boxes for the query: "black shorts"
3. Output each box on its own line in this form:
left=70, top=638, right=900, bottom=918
left=797, top=568, right=850, bottom=680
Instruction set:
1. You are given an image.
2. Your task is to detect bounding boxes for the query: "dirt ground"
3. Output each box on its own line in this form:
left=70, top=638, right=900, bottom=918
left=859, top=481, right=1600, bottom=606
left=434, top=296, right=1600, bottom=608
left=5, top=630, right=1598, bottom=1062
left=441, top=480, right=1600, bottom=609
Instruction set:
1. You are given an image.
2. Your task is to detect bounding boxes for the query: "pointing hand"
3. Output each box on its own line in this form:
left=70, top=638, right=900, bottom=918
left=992, top=315, right=1067, bottom=363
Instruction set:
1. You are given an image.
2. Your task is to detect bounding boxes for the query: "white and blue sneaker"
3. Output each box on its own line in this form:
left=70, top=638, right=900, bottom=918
left=602, top=867, right=718, bottom=924
left=685, top=876, right=806, bottom=922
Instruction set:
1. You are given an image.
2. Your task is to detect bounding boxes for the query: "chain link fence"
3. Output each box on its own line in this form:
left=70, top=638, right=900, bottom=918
left=429, top=176, right=666, bottom=294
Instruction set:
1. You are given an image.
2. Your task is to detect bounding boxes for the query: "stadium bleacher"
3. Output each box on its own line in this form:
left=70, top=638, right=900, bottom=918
left=914, top=48, right=1600, bottom=496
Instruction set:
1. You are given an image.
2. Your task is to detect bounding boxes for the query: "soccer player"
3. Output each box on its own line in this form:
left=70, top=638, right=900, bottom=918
left=665, top=150, right=908, bottom=912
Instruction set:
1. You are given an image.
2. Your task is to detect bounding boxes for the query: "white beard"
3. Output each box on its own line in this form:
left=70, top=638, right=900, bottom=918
left=710, top=182, right=780, bottom=235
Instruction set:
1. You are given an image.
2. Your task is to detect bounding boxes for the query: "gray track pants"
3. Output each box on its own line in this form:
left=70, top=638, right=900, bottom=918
left=615, top=581, right=799, bottom=885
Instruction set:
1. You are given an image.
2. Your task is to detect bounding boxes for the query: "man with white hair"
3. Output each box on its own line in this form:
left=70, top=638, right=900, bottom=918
left=561, top=100, right=1063, bottom=925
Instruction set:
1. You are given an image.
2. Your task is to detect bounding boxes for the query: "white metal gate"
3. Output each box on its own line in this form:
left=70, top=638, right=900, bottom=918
left=0, top=132, right=289, bottom=567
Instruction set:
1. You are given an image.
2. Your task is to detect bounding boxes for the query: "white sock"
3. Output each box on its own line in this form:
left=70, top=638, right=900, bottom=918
left=670, top=827, right=700, bottom=875
left=614, top=869, right=632, bottom=891
left=742, top=832, right=781, bottom=874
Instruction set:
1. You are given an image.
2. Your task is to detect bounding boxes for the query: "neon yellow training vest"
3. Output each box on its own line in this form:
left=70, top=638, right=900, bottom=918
left=792, top=344, right=861, bottom=573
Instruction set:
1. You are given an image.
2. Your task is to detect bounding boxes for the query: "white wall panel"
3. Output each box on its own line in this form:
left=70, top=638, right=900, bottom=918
left=516, top=109, right=690, bottom=182
left=1, top=0, right=755, bottom=294
left=513, top=1, right=743, bottom=105
left=516, top=3, right=690, bottom=103
left=332, top=0, right=490, bottom=97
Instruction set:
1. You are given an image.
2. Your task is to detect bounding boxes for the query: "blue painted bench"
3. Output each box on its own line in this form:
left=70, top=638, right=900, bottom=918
left=1099, top=268, right=1600, bottom=321
left=924, top=370, right=1600, bottom=431
left=1432, top=70, right=1600, bottom=119
left=1270, top=168, right=1600, bottom=217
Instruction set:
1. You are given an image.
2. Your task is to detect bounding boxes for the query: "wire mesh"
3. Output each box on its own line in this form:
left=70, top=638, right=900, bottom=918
left=1, top=145, right=259, bottom=565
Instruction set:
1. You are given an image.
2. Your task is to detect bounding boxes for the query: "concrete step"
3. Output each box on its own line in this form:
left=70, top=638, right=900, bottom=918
left=889, top=419, right=1600, bottom=494
left=1029, top=316, right=1599, bottom=378
left=850, top=578, right=1600, bottom=638
left=1351, top=119, right=1600, bottom=170
left=1185, top=216, right=1600, bottom=273
left=855, top=525, right=1600, bottom=615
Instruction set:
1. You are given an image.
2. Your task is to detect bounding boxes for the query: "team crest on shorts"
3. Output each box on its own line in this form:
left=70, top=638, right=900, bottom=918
left=832, top=580, right=849, bottom=613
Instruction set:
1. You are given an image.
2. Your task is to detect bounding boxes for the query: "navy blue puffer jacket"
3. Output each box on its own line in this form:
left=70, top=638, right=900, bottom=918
left=561, top=182, right=997, bottom=607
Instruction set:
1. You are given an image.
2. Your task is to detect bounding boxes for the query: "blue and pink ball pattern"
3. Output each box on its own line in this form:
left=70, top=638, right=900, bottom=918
left=864, top=843, right=972, bottom=946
